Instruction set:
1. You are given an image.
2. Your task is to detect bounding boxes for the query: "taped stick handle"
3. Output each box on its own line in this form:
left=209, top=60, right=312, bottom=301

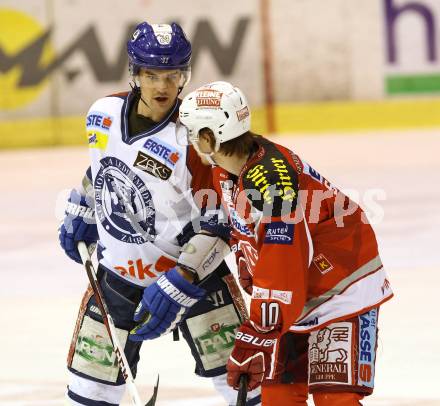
left=236, top=374, right=248, bottom=406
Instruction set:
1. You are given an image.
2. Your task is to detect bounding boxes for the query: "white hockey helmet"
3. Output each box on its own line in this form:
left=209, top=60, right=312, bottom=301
left=178, top=81, right=251, bottom=152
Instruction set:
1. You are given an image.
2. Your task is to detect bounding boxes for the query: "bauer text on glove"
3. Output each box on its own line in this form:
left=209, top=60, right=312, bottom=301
left=227, top=320, right=280, bottom=391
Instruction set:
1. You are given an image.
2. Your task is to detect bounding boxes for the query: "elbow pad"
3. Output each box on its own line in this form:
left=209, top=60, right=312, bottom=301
left=178, top=233, right=231, bottom=280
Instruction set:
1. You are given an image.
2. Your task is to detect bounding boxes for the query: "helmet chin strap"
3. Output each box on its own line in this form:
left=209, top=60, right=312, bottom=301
left=204, top=152, right=217, bottom=166
left=205, top=139, right=221, bottom=166
left=192, top=142, right=217, bottom=166
left=139, top=94, right=151, bottom=110
left=129, top=79, right=151, bottom=112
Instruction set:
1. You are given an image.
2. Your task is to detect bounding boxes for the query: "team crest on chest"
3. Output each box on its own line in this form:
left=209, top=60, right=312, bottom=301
left=94, top=157, right=156, bottom=244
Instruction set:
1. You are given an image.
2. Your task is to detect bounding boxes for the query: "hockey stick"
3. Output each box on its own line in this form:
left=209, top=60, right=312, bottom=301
left=237, top=375, right=248, bottom=406
left=221, top=273, right=251, bottom=406
left=77, top=241, right=159, bottom=406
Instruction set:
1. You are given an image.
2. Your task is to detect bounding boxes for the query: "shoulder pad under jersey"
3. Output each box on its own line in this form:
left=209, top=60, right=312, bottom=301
left=242, top=149, right=299, bottom=217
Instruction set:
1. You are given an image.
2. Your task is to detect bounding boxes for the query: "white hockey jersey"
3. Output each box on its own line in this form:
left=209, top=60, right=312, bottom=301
left=85, top=91, right=215, bottom=287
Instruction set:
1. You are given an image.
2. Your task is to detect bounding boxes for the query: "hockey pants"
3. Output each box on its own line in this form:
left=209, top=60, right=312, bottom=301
left=66, top=263, right=261, bottom=405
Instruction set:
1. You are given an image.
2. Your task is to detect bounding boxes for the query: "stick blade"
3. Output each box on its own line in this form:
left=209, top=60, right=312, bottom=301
left=145, top=375, right=159, bottom=406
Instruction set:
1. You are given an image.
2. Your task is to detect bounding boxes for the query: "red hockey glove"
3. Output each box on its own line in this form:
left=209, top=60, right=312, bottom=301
left=227, top=320, right=280, bottom=391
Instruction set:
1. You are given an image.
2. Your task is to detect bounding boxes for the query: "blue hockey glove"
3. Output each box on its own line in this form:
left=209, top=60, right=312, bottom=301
left=129, top=268, right=206, bottom=341
left=59, top=189, right=98, bottom=263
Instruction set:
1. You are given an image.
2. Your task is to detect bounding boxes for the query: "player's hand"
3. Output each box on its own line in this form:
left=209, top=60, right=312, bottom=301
left=129, top=268, right=206, bottom=341
left=227, top=321, right=280, bottom=391
left=59, top=189, right=98, bottom=263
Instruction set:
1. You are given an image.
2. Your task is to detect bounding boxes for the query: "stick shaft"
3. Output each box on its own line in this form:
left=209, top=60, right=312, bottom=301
left=237, top=375, right=248, bottom=406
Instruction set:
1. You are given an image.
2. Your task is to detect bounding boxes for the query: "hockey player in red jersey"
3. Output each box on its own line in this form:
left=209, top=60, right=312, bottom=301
left=178, top=81, right=393, bottom=405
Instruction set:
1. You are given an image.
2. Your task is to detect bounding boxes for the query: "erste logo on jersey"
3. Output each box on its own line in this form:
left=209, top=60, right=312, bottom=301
left=143, top=136, right=180, bottom=168
left=94, top=157, right=156, bottom=244
left=87, top=111, right=113, bottom=130
left=87, top=111, right=113, bottom=150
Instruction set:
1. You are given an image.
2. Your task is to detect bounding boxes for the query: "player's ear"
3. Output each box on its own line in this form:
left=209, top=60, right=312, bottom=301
left=199, top=128, right=216, bottom=152
left=198, top=131, right=209, bottom=143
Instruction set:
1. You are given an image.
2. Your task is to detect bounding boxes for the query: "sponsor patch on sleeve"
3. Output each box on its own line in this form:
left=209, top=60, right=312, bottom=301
left=303, top=162, right=322, bottom=182
left=270, top=289, right=292, bottom=304
left=312, top=253, right=334, bottom=275
left=252, top=286, right=270, bottom=300
left=357, top=308, right=378, bottom=388
left=87, top=130, right=108, bottom=150
left=86, top=111, right=113, bottom=131
left=264, top=222, right=294, bottom=245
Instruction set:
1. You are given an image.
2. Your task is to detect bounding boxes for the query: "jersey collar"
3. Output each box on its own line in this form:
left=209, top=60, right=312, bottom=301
left=121, top=91, right=179, bottom=145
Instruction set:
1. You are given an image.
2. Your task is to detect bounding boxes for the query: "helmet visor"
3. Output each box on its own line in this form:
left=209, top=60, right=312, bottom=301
left=137, top=69, right=181, bottom=87
left=180, top=67, right=191, bottom=88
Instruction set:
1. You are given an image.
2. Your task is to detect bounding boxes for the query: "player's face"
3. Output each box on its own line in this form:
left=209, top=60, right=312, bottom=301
left=138, top=68, right=181, bottom=114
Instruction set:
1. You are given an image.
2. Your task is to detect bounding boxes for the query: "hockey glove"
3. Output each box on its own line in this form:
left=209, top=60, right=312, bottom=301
left=59, top=189, right=98, bottom=263
left=227, top=321, right=280, bottom=391
left=129, top=268, right=206, bottom=341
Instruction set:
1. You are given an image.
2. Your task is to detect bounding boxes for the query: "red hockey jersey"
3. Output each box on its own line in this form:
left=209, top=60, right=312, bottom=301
left=213, top=136, right=393, bottom=336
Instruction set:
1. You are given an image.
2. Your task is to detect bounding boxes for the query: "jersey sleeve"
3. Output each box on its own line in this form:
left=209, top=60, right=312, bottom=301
left=186, top=146, right=217, bottom=208
left=69, top=166, right=94, bottom=209
left=78, top=166, right=93, bottom=195
left=184, top=147, right=230, bottom=239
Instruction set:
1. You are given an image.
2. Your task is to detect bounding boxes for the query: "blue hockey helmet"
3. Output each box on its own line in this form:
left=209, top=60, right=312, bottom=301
left=127, top=22, right=191, bottom=79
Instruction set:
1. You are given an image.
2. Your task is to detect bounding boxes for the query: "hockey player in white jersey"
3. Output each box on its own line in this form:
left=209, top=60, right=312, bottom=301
left=59, top=22, right=261, bottom=405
